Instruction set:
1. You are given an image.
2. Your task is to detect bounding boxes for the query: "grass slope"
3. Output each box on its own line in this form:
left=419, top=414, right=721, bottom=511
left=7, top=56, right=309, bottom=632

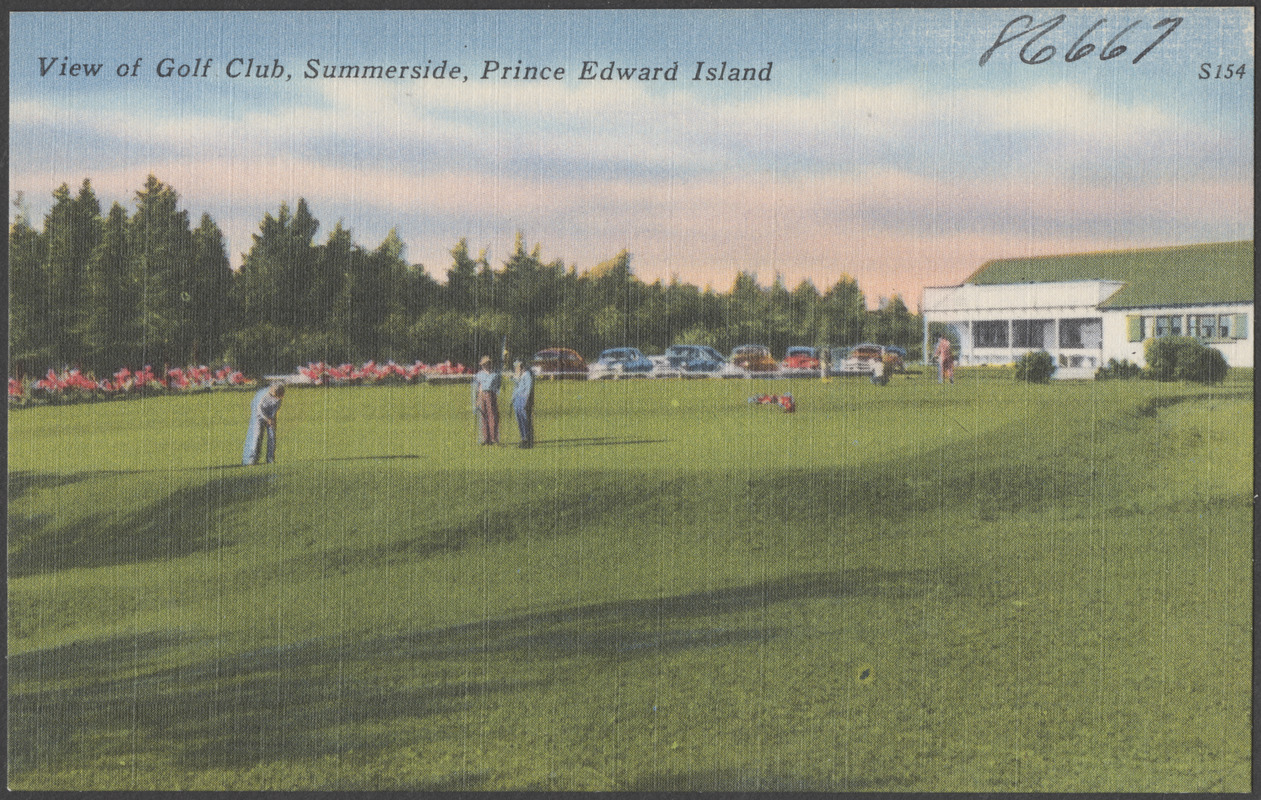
left=8, top=371, right=1252, bottom=791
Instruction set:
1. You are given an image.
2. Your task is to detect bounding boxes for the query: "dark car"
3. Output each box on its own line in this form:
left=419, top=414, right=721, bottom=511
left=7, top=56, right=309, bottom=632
left=731, top=344, right=779, bottom=373
left=590, top=347, right=654, bottom=378
left=532, top=348, right=588, bottom=379
left=663, top=344, right=733, bottom=376
left=782, top=346, right=821, bottom=372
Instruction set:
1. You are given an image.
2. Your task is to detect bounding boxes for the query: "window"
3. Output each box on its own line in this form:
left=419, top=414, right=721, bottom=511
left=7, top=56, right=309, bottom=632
left=1154, top=315, right=1182, bottom=337
left=1059, top=318, right=1102, bottom=349
left=1125, top=315, right=1145, bottom=342
left=1189, top=315, right=1217, bottom=340
left=973, top=320, right=1008, bottom=348
left=1013, top=319, right=1050, bottom=348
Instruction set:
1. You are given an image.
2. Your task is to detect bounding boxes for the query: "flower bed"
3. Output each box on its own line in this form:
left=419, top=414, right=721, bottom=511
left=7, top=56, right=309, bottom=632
left=10, top=359, right=474, bottom=407
left=10, top=365, right=250, bottom=407
left=297, top=360, right=471, bottom=386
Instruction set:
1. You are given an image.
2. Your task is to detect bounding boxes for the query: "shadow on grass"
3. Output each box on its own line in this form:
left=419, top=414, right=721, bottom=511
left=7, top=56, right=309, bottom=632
left=1134, top=388, right=1251, bottom=417
left=625, top=767, right=875, bottom=792
left=8, top=469, right=133, bottom=502
left=9, top=472, right=275, bottom=578
left=534, top=436, right=669, bottom=447
left=9, top=566, right=959, bottom=776
left=314, top=454, right=422, bottom=462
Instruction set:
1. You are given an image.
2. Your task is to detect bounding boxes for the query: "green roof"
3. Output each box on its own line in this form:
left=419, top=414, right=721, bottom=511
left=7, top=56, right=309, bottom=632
left=965, top=241, right=1254, bottom=309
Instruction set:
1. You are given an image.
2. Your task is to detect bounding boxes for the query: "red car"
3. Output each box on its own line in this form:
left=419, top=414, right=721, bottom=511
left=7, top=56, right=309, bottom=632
left=532, top=348, right=588, bottom=379
left=782, top=346, right=820, bottom=371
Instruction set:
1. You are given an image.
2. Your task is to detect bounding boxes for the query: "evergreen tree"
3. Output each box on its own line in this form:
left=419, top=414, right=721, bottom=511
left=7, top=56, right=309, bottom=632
left=765, top=273, right=794, bottom=354
left=820, top=274, right=867, bottom=347
left=322, top=221, right=362, bottom=363
left=372, top=228, right=411, bottom=360
left=80, top=203, right=140, bottom=371
left=237, top=199, right=320, bottom=332
left=867, top=293, right=917, bottom=349
left=128, top=175, right=194, bottom=364
left=445, top=238, right=479, bottom=314
left=728, top=271, right=767, bottom=346
left=9, top=193, right=50, bottom=374
left=43, top=179, right=102, bottom=364
left=188, top=213, right=233, bottom=364
left=790, top=279, right=822, bottom=346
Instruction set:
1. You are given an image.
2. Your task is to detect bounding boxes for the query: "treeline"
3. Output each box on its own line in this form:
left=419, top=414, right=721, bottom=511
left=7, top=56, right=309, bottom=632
left=10, top=175, right=924, bottom=377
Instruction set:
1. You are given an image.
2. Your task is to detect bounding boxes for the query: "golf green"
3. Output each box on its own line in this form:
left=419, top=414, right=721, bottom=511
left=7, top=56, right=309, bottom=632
left=8, top=371, right=1252, bottom=790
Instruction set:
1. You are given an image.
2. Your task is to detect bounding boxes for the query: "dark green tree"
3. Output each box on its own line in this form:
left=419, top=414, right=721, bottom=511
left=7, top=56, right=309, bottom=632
left=188, top=213, right=234, bottom=364
left=237, top=199, right=320, bottom=332
left=80, top=202, right=140, bottom=372
left=820, top=274, right=867, bottom=347
left=790, top=279, right=822, bottom=346
left=9, top=192, right=50, bottom=374
left=128, top=175, right=195, bottom=365
left=445, top=238, right=479, bottom=314
left=43, top=180, right=101, bottom=364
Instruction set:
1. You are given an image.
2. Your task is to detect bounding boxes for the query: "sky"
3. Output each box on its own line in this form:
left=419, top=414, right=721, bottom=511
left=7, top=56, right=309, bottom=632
left=9, top=8, right=1254, bottom=308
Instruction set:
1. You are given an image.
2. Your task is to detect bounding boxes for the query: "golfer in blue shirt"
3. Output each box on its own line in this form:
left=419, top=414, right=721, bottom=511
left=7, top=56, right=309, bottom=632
left=511, top=359, right=535, bottom=448
left=242, top=382, right=285, bottom=465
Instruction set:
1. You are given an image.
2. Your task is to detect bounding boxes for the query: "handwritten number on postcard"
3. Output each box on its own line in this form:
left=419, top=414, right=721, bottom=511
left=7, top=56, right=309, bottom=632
left=979, top=15, right=1183, bottom=67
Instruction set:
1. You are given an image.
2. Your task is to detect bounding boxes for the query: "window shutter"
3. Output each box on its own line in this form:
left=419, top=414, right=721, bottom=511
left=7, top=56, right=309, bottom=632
left=1232, top=313, right=1248, bottom=339
left=1126, top=315, right=1144, bottom=342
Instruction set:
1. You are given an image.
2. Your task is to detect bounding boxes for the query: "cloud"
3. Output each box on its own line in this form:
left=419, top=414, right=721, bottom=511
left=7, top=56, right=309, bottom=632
left=10, top=73, right=1251, bottom=307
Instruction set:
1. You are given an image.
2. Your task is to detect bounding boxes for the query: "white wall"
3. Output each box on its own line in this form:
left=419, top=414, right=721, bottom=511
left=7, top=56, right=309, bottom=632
left=924, top=282, right=1254, bottom=378
left=923, top=281, right=1119, bottom=378
left=1103, top=304, right=1254, bottom=368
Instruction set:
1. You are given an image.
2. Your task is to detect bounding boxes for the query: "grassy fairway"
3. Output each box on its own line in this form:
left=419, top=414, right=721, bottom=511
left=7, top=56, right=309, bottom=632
left=8, top=371, right=1252, bottom=791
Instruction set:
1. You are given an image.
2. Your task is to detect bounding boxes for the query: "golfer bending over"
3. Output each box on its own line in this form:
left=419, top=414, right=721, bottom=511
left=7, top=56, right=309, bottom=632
left=242, top=382, right=285, bottom=465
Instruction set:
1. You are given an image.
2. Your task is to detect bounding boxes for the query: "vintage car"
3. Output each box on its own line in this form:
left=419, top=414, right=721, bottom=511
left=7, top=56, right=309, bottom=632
left=589, top=347, right=654, bottom=379
left=661, top=344, right=738, bottom=377
left=731, top=344, right=779, bottom=373
left=781, top=346, right=821, bottom=372
left=531, top=348, right=589, bottom=379
left=833, top=343, right=905, bottom=375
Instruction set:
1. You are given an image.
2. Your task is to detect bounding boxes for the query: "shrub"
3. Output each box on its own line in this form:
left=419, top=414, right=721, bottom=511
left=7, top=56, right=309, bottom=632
left=1014, top=350, right=1055, bottom=383
left=1143, top=336, right=1229, bottom=383
left=1095, top=358, right=1144, bottom=381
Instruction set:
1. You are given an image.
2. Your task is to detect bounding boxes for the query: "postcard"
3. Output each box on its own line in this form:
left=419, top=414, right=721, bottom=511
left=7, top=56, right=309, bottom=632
left=8, top=8, right=1253, bottom=791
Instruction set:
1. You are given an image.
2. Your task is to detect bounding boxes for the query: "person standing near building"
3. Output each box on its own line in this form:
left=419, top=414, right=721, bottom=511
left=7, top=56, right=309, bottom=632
left=935, top=335, right=955, bottom=384
left=470, top=355, right=502, bottom=445
left=511, top=358, right=535, bottom=448
left=242, top=382, right=286, bottom=465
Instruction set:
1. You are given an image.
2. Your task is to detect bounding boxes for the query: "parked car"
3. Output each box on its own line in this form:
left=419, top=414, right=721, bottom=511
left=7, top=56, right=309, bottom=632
left=731, top=344, right=779, bottom=373
left=589, top=347, right=654, bottom=379
left=782, top=346, right=821, bottom=372
left=532, top=348, right=588, bottom=379
left=823, top=346, right=849, bottom=375
left=662, top=344, right=735, bottom=376
left=833, top=343, right=905, bottom=375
